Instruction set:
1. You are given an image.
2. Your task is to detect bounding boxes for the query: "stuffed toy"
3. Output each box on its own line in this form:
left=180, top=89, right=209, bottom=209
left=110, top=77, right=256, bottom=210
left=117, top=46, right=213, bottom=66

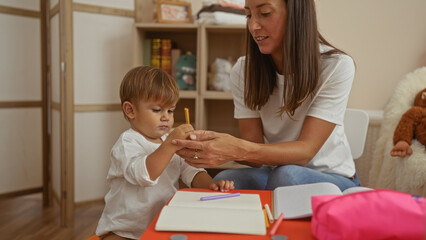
left=391, top=88, right=426, bottom=157
left=176, top=51, right=196, bottom=90
left=208, top=58, right=233, bottom=91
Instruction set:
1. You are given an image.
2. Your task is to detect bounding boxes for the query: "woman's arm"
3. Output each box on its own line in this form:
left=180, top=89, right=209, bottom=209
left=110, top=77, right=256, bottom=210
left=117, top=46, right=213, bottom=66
left=249, top=116, right=336, bottom=166
left=237, top=118, right=264, bottom=168
left=173, top=116, right=335, bottom=168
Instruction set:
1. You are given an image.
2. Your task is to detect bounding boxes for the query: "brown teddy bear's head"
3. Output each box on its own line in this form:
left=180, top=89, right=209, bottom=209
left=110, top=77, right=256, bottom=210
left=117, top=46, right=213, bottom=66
left=414, top=88, right=426, bottom=108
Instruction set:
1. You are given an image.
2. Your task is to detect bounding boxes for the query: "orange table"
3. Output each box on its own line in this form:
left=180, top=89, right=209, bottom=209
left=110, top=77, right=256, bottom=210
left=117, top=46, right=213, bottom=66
left=140, top=189, right=315, bottom=240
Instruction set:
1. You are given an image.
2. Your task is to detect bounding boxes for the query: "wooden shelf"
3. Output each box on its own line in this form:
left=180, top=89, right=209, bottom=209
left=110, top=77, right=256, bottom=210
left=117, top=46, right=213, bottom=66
left=179, top=90, right=197, bottom=99
left=202, top=91, right=233, bottom=100
left=133, top=23, right=245, bottom=133
left=134, top=22, right=198, bottom=31
left=203, top=24, right=246, bottom=31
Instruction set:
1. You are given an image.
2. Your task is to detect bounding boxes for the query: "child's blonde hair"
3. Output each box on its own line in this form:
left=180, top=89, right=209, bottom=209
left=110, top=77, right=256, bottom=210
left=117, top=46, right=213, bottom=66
left=120, top=66, right=179, bottom=120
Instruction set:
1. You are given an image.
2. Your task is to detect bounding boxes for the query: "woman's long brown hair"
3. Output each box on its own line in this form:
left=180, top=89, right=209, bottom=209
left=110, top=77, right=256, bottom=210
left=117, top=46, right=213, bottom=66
left=244, top=0, right=346, bottom=118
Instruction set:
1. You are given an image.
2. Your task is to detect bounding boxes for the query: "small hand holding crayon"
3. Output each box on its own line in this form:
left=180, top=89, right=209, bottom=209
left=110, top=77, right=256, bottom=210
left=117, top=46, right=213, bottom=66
left=209, top=179, right=234, bottom=192
left=164, top=107, right=195, bottom=151
left=165, top=124, right=194, bottom=151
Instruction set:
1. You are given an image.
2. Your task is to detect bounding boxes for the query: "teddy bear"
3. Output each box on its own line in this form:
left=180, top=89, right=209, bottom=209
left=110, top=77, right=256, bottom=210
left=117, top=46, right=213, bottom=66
left=176, top=51, right=196, bottom=90
left=390, top=88, right=426, bottom=157
left=208, top=58, right=233, bottom=91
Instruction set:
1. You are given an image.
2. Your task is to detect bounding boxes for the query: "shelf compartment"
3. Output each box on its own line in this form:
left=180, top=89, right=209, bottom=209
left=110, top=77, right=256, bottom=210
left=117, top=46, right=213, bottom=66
left=179, top=90, right=198, bottom=99
left=174, top=98, right=196, bottom=128
left=202, top=91, right=233, bottom=100
left=134, top=23, right=198, bottom=67
left=200, top=99, right=240, bottom=137
left=200, top=24, right=246, bottom=95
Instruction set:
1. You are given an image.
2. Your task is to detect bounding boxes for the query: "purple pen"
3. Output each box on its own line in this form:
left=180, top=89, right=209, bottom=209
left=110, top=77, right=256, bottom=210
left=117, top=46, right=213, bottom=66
left=200, top=192, right=240, bottom=201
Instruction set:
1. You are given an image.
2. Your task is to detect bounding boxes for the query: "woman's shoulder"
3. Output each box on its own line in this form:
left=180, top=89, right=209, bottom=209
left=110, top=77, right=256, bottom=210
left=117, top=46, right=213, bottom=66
left=230, top=56, right=246, bottom=78
left=233, top=56, right=246, bottom=69
left=320, top=45, right=354, bottom=64
left=320, top=50, right=354, bottom=74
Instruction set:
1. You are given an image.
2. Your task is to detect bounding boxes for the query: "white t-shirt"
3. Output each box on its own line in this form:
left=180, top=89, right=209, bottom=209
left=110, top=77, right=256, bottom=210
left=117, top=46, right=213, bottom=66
left=231, top=47, right=356, bottom=177
left=96, top=128, right=205, bottom=239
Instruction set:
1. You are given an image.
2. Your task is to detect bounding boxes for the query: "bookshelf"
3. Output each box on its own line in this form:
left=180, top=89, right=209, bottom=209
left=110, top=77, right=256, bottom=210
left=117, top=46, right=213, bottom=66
left=133, top=23, right=246, bottom=136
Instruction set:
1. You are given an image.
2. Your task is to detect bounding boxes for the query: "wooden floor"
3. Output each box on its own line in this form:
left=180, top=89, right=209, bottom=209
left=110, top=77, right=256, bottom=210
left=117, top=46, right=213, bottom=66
left=0, top=193, right=104, bottom=240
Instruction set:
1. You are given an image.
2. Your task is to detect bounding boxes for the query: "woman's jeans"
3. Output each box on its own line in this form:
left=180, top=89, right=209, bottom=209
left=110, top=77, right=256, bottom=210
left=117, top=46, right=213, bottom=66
left=213, top=164, right=361, bottom=191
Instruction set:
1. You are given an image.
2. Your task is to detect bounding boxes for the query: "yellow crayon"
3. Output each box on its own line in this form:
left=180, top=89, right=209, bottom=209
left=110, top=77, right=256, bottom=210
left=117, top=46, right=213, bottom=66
left=184, top=108, right=190, bottom=124
left=263, top=209, right=270, bottom=228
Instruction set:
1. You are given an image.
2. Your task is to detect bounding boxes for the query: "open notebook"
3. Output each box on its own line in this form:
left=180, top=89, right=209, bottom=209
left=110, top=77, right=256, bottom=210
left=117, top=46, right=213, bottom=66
left=272, top=182, right=373, bottom=219
left=155, top=191, right=266, bottom=235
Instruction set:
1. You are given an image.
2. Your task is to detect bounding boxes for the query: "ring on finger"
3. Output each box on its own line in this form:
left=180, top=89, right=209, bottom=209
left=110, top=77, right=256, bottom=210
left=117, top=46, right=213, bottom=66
left=193, top=149, right=199, bottom=160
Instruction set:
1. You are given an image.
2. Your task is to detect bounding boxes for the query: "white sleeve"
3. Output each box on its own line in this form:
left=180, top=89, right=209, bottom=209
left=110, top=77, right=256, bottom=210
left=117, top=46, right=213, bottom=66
left=179, top=157, right=206, bottom=188
left=111, top=136, right=159, bottom=187
left=230, top=57, right=260, bottom=119
left=307, top=54, right=355, bottom=126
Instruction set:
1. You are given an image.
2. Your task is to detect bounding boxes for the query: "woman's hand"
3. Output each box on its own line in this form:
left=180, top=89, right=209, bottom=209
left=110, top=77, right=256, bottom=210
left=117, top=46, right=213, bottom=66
left=172, top=130, right=251, bottom=168
left=209, top=180, right=234, bottom=192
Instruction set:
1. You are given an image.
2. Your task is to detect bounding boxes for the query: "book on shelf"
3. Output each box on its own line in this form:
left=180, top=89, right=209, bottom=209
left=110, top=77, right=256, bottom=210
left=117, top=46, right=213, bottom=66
left=150, top=38, right=161, bottom=68
left=148, top=38, right=174, bottom=75
left=160, top=39, right=172, bottom=74
left=142, top=39, right=151, bottom=66
left=155, top=191, right=266, bottom=235
left=272, top=182, right=373, bottom=219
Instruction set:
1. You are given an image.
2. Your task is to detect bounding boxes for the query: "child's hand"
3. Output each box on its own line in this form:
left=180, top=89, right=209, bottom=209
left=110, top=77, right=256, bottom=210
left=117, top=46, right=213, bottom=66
left=165, top=124, right=194, bottom=150
left=209, top=180, right=234, bottom=192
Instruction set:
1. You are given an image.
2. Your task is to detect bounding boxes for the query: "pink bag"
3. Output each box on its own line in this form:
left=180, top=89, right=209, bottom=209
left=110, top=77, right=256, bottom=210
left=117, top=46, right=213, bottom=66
left=311, top=189, right=425, bottom=240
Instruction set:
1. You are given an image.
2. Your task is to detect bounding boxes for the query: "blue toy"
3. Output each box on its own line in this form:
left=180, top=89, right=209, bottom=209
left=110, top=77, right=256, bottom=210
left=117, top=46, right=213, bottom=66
left=176, top=51, right=196, bottom=90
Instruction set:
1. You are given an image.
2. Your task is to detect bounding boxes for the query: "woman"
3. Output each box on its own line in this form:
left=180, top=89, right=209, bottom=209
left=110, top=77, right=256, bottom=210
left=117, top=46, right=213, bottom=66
left=172, top=0, right=361, bottom=191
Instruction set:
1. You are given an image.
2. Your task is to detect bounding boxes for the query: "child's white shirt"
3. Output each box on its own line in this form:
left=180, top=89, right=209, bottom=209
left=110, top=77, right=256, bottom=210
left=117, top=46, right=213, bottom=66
left=96, top=128, right=205, bottom=239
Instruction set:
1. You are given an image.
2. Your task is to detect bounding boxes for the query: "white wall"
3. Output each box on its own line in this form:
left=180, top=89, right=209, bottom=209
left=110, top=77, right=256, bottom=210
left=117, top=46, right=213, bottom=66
left=74, top=0, right=134, bottom=10
left=0, top=0, right=38, bottom=10
left=0, top=109, right=42, bottom=193
left=0, top=15, right=41, bottom=101
left=316, top=0, right=426, bottom=110
left=0, top=0, right=42, bottom=194
left=74, top=112, right=128, bottom=202
left=73, top=12, right=132, bottom=105
left=72, top=1, right=134, bottom=202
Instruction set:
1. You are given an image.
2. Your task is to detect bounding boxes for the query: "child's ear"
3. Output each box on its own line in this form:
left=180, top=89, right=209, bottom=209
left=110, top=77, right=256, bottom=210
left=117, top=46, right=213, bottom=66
left=123, top=101, right=135, bottom=119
